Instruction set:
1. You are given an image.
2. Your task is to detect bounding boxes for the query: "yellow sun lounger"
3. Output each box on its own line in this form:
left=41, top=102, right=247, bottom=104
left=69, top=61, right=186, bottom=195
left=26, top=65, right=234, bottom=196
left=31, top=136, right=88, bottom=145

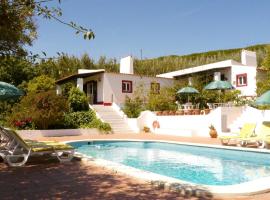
left=239, top=122, right=270, bottom=148
left=0, top=127, right=74, bottom=167
left=219, top=123, right=256, bottom=145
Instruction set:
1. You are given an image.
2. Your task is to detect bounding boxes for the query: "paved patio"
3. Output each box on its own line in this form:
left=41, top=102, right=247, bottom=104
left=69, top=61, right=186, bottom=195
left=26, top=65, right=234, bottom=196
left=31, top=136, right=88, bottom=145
left=26, top=132, right=223, bottom=144
left=1, top=133, right=270, bottom=199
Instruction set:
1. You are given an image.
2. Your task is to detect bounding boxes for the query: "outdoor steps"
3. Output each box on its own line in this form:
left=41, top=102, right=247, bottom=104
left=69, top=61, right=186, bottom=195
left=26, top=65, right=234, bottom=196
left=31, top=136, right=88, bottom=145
left=228, top=107, right=262, bottom=132
left=229, top=110, right=248, bottom=132
left=91, top=105, right=136, bottom=134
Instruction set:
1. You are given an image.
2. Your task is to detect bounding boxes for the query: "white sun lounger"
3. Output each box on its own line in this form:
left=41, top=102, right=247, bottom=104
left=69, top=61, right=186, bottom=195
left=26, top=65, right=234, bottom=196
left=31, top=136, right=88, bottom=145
left=0, top=127, right=74, bottom=167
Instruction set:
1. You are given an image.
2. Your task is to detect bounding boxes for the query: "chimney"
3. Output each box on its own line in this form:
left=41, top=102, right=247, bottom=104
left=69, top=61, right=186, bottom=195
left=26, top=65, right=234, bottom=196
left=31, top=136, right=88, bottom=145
left=241, top=50, right=257, bottom=66
left=120, top=56, right=134, bottom=74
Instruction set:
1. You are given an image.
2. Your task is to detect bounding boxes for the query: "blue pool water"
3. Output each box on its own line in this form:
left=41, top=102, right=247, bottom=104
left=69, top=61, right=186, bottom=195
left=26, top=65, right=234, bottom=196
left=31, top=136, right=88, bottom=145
left=69, top=141, right=270, bottom=186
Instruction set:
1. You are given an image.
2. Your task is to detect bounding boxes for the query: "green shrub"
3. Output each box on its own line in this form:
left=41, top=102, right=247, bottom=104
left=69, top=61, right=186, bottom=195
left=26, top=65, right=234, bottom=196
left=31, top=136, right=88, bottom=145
left=0, top=100, right=16, bottom=126
left=97, top=122, right=112, bottom=133
left=68, top=87, right=89, bottom=112
left=64, top=111, right=112, bottom=133
left=82, top=118, right=112, bottom=133
left=147, top=87, right=178, bottom=111
left=222, top=90, right=241, bottom=103
left=7, top=91, right=68, bottom=129
left=256, top=71, right=270, bottom=96
left=27, top=75, right=55, bottom=93
left=64, top=110, right=96, bottom=128
left=123, top=96, right=145, bottom=118
left=62, top=82, right=75, bottom=98
left=195, top=90, right=220, bottom=108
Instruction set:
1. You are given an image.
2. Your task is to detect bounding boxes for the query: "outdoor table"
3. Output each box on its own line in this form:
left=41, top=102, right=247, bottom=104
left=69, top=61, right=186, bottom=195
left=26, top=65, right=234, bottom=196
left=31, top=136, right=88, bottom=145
left=182, top=103, right=194, bottom=110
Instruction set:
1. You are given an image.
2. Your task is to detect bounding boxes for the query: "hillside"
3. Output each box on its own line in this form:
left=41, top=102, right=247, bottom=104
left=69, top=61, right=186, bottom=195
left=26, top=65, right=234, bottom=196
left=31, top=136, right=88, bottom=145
left=133, top=44, right=269, bottom=76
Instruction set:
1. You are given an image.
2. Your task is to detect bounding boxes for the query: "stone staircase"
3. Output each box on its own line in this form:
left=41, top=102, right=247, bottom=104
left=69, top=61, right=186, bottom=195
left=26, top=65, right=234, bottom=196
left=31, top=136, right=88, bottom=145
left=91, top=105, right=136, bottom=134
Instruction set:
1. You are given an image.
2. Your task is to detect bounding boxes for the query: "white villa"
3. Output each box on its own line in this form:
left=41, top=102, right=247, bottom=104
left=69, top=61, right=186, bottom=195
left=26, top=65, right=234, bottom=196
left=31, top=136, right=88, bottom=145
left=55, top=49, right=268, bottom=136
left=56, top=49, right=261, bottom=106
left=157, top=50, right=258, bottom=97
left=56, top=56, right=175, bottom=106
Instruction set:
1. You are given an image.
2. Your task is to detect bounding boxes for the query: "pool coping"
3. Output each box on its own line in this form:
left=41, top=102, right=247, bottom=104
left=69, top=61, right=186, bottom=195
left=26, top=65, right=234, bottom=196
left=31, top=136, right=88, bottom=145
left=65, top=138, right=270, bottom=196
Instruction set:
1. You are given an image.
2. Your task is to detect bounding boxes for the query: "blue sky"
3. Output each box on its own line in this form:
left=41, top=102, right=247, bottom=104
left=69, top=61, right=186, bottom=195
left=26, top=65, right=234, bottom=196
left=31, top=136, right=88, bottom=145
left=28, top=0, right=270, bottom=61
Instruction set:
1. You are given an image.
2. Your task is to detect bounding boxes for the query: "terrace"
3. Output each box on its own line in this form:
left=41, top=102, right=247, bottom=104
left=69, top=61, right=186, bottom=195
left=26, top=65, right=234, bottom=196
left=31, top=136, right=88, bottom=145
left=1, top=132, right=270, bottom=200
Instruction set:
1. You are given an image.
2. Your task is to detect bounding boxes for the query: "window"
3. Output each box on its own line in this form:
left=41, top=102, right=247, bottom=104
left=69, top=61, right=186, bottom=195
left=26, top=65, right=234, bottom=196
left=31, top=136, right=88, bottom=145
left=151, top=82, right=160, bottom=94
left=122, top=80, right=132, bottom=93
left=236, top=73, right=247, bottom=87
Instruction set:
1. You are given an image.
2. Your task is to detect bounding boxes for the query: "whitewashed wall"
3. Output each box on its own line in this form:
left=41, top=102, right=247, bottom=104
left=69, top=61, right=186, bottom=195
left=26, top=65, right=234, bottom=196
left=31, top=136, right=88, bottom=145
left=18, top=128, right=102, bottom=139
left=103, top=73, right=175, bottom=105
left=231, top=65, right=257, bottom=97
left=126, top=118, right=140, bottom=133
left=135, top=107, right=255, bottom=137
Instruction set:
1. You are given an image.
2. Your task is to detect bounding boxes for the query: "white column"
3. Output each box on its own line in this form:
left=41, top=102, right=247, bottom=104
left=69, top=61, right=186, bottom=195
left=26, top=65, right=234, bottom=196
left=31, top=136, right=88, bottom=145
left=188, top=77, right=193, bottom=86
left=214, top=72, right=221, bottom=81
left=77, top=78, right=84, bottom=91
left=56, top=84, right=62, bottom=95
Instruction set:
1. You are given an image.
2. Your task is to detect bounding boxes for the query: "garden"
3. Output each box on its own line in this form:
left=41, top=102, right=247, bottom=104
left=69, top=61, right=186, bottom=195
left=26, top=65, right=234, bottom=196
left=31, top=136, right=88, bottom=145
left=122, top=77, right=264, bottom=118
left=0, top=75, right=111, bottom=133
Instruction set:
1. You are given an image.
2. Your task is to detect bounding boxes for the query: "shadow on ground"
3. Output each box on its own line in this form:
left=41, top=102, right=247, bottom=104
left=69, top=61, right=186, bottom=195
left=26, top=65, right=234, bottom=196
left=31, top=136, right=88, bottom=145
left=0, top=157, right=218, bottom=200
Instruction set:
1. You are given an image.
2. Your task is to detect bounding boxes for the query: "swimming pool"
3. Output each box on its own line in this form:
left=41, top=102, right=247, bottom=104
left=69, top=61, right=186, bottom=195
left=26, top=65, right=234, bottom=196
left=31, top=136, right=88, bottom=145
left=69, top=140, right=270, bottom=186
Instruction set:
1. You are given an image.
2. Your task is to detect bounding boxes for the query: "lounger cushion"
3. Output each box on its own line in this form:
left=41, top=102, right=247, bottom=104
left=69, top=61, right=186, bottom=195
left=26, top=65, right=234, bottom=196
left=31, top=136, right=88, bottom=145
left=25, top=140, right=74, bottom=151
left=41, top=142, right=74, bottom=150
left=219, top=123, right=256, bottom=140
left=31, top=146, right=54, bottom=152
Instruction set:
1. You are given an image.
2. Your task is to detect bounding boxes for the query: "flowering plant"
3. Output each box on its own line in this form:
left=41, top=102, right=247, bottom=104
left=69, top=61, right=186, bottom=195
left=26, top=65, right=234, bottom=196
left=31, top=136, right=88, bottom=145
left=13, top=118, right=34, bottom=130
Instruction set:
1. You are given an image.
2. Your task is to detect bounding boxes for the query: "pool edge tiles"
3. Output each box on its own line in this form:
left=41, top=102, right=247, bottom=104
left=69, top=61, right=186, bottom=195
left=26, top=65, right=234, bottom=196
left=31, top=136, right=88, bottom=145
left=66, top=139, right=270, bottom=195
left=66, top=138, right=270, bottom=154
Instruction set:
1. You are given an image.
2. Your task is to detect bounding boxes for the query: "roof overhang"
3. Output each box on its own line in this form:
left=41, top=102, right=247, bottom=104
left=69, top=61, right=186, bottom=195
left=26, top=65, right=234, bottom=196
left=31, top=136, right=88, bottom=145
left=55, top=70, right=105, bottom=84
left=156, top=60, right=242, bottom=78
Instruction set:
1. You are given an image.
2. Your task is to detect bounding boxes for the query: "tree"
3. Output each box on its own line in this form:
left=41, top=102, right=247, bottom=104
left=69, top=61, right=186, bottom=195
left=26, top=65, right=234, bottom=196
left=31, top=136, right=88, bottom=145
left=147, top=87, right=178, bottom=111
left=257, top=72, right=270, bottom=96
left=262, top=45, right=270, bottom=70
left=0, top=0, right=36, bottom=56
left=0, top=57, right=36, bottom=85
left=33, top=54, right=119, bottom=80
left=26, top=75, right=55, bottom=93
left=0, top=0, right=95, bottom=57
left=133, top=44, right=268, bottom=76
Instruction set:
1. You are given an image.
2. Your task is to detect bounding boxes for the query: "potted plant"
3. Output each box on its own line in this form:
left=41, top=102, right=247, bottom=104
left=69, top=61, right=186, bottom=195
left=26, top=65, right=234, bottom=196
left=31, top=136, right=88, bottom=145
left=209, top=125, right=218, bottom=138
left=143, top=126, right=150, bottom=133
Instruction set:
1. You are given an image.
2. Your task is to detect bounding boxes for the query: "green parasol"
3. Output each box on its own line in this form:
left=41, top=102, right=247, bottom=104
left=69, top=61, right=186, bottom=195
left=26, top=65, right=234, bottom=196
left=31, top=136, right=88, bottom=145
left=0, top=81, right=24, bottom=101
left=177, top=86, right=199, bottom=94
left=255, top=90, right=270, bottom=105
left=204, top=80, right=234, bottom=103
left=177, top=86, right=199, bottom=102
left=204, top=80, right=234, bottom=90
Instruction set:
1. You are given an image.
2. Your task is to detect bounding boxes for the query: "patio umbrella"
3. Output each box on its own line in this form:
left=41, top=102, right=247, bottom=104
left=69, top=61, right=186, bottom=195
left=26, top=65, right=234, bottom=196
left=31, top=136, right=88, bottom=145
left=255, top=90, right=270, bottom=105
left=204, top=80, right=234, bottom=90
left=254, top=90, right=270, bottom=122
left=0, top=81, right=24, bottom=101
left=177, top=86, right=199, bottom=102
left=204, top=80, right=234, bottom=103
left=177, top=86, right=199, bottom=94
